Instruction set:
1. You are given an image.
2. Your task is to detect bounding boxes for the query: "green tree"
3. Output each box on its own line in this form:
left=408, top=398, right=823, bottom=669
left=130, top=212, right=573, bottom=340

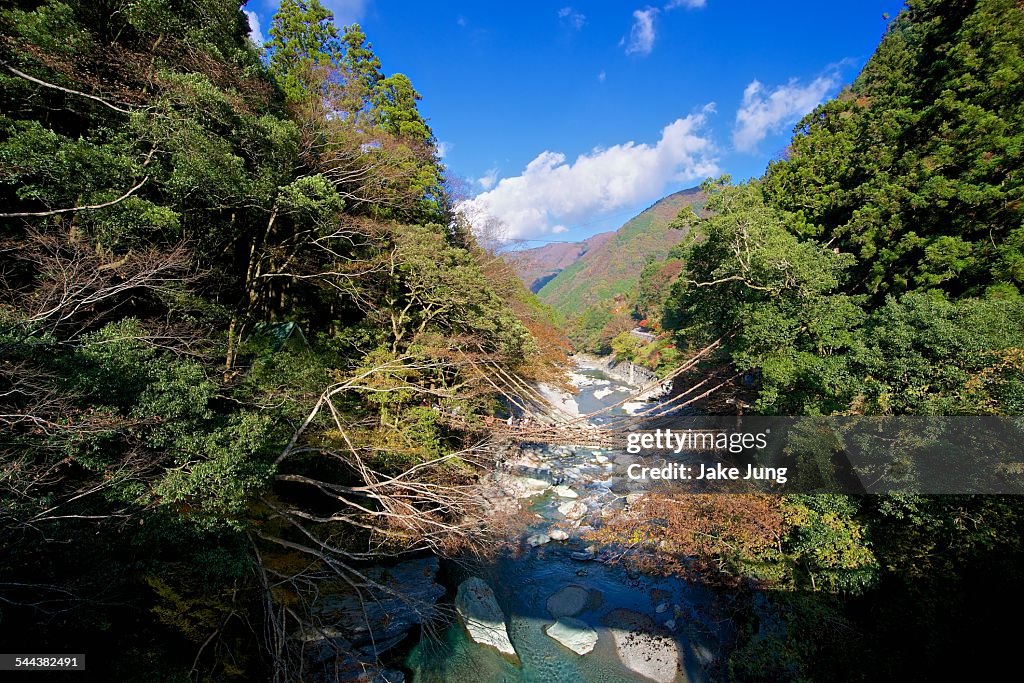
left=266, top=0, right=344, bottom=104
left=375, top=73, right=433, bottom=142
left=340, top=22, right=383, bottom=109
left=664, top=179, right=862, bottom=413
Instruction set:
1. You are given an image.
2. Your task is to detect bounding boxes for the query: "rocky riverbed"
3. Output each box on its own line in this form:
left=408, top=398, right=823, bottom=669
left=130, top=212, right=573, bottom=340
left=406, top=364, right=727, bottom=682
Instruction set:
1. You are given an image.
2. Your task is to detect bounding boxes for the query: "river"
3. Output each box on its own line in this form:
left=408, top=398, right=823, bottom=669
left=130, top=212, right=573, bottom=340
left=404, top=362, right=727, bottom=682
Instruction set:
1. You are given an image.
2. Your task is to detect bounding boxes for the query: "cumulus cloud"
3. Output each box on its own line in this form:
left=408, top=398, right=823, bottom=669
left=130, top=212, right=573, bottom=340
left=558, top=6, right=586, bottom=30
left=436, top=141, right=452, bottom=158
left=598, top=70, right=607, bottom=83
left=459, top=111, right=719, bottom=240
left=732, top=75, right=838, bottom=152
left=624, top=8, right=658, bottom=56
left=477, top=168, right=499, bottom=190
left=665, top=0, right=707, bottom=8
left=244, top=10, right=265, bottom=46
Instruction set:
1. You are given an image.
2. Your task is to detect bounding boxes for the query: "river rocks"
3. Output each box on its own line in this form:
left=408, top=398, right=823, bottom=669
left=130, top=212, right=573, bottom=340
left=548, top=528, right=569, bottom=541
left=625, top=492, right=645, bottom=507
left=545, top=617, right=599, bottom=655
left=310, top=557, right=444, bottom=657
left=602, top=496, right=626, bottom=511
left=546, top=585, right=590, bottom=618
left=552, top=485, right=579, bottom=498
left=302, top=557, right=443, bottom=681
left=537, top=382, right=580, bottom=417
left=526, top=533, right=550, bottom=547
left=455, top=578, right=517, bottom=657
left=603, top=609, right=679, bottom=683
left=570, top=550, right=596, bottom=561
left=496, top=473, right=551, bottom=498
left=557, top=499, right=588, bottom=520
left=609, top=477, right=645, bottom=494
left=508, top=449, right=545, bottom=470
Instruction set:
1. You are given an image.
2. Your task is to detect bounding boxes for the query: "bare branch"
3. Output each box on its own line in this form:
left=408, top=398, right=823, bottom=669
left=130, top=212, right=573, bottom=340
left=1, top=58, right=134, bottom=115
left=0, top=176, right=149, bottom=218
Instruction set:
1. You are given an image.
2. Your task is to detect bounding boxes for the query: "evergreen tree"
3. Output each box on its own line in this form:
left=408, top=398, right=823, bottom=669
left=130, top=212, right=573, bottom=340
left=266, top=0, right=343, bottom=103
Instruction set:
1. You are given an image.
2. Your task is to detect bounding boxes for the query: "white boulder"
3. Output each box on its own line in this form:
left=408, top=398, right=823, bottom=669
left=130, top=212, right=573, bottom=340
left=552, top=485, right=579, bottom=499
left=455, top=578, right=516, bottom=657
left=557, top=500, right=588, bottom=520
left=545, top=617, right=598, bottom=655
left=604, top=609, right=679, bottom=683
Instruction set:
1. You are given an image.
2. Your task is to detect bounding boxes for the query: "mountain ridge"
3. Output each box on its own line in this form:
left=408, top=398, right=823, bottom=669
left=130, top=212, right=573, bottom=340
left=535, top=186, right=704, bottom=316
left=503, top=231, right=614, bottom=293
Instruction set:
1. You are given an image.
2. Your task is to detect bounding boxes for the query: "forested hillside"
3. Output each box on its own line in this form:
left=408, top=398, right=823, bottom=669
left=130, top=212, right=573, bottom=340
left=503, top=230, right=612, bottom=294
left=612, top=0, right=1024, bottom=678
left=0, top=1, right=567, bottom=680
left=536, top=187, right=704, bottom=354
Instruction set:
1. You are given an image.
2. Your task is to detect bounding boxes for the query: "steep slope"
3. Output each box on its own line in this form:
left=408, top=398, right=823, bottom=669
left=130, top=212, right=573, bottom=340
left=538, top=187, right=705, bottom=316
left=505, top=230, right=614, bottom=293
left=526, top=186, right=706, bottom=353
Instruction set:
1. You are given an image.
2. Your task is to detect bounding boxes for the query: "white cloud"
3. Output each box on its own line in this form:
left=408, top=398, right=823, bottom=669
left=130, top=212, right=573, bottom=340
left=436, top=141, right=452, bottom=158
left=598, top=70, right=607, bottom=83
left=477, top=168, right=499, bottom=190
left=665, top=0, right=707, bottom=8
left=624, top=8, right=658, bottom=56
left=732, top=75, right=838, bottom=152
left=458, top=111, right=719, bottom=240
left=244, top=10, right=265, bottom=46
left=322, top=0, right=367, bottom=25
left=558, top=6, right=586, bottom=30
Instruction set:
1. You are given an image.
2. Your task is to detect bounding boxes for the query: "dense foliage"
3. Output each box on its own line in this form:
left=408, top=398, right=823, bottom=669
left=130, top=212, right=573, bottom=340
left=620, top=1, right=1024, bottom=679
left=0, top=1, right=567, bottom=680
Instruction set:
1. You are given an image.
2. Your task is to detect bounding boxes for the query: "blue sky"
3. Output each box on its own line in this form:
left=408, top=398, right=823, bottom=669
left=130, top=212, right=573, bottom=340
left=245, top=1, right=905, bottom=245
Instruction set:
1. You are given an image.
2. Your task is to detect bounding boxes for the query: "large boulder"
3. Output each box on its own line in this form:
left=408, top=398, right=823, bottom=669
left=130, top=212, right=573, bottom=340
left=553, top=485, right=579, bottom=498
left=603, top=608, right=680, bottom=683
left=545, top=617, right=599, bottom=655
left=455, top=578, right=517, bottom=657
left=546, top=585, right=591, bottom=618
left=557, top=499, right=588, bottom=520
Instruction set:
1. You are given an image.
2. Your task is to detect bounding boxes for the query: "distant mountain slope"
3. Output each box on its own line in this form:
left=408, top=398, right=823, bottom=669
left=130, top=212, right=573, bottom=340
left=505, top=231, right=614, bottom=293
left=537, top=187, right=705, bottom=316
